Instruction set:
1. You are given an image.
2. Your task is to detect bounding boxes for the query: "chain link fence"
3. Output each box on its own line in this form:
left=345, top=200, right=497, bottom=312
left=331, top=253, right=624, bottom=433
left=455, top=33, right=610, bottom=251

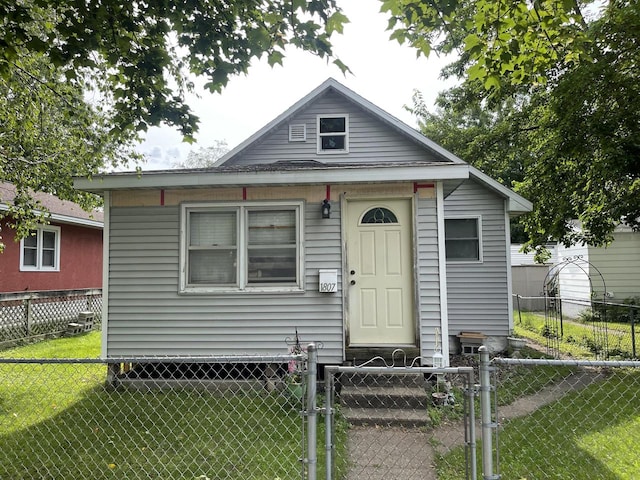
left=514, top=296, right=640, bottom=359
left=324, top=363, right=477, bottom=480
left=488, top=357, right=640, bottom=480
left=0, top=289, right=102, bottom=345
left=0, top=353, right=317, bottom=480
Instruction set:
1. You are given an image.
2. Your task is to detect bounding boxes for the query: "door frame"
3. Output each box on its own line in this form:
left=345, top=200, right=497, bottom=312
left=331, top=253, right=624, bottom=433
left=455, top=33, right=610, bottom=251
left=341, top=193, right=420, bottom=349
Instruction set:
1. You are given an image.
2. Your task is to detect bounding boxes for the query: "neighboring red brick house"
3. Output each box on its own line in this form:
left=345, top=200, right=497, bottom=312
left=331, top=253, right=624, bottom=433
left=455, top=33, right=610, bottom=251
left=0, top=183, right=103, bottom=293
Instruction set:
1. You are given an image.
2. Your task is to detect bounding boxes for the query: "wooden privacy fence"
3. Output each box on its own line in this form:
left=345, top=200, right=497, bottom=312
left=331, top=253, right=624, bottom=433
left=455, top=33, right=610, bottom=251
left=0, top=289, right=102, bottom=345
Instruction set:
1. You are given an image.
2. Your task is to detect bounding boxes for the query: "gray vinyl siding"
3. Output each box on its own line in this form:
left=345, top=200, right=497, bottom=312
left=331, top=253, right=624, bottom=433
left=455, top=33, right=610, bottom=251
left=416, top=196, right=441, bottom=358
left=226, top=91, right=443, bottom=166
left=444, top=180, right=510, bottom=337
left=588, top=231, right=640, bottom=300
left=106, top=203, right=344, bottom=363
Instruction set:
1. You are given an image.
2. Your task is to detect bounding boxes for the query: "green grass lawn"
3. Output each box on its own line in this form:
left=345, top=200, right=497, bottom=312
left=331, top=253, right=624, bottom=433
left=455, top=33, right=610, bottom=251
left=436, top=369, right=640, bottom=479
left=496, top=369, right=640, bottom=479
left=0, top=330, right=102, bottom=358
left=513, top=310, right=639, bottom=359
left=0, top=332, right=347, bottom=480
left=434, top=313, right=640, bottom=480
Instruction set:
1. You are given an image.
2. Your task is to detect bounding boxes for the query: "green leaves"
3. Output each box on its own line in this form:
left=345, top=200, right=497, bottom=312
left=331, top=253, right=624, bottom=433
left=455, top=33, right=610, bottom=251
left=0, top=0, right=346, bottom=139
left=0, top=54, right=139, bottom=246
left=0, top=0, right=350, bottom=238
left=382, top=0, right=592, bottom=94
left=387, top=0, right=640, bottom=248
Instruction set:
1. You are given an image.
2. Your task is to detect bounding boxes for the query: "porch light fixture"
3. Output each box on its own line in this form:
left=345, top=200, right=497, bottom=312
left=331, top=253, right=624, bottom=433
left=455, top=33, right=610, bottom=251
left=321, top=199, right=331, bottom=219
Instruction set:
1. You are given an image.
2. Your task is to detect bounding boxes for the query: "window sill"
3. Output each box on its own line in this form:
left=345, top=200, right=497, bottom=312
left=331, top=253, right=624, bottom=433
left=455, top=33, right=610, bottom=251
left=179, top=286, right=305, bottom=295
left=316, top=149, right=349, bottom=155
left=19, top=267, right=60, bottom=272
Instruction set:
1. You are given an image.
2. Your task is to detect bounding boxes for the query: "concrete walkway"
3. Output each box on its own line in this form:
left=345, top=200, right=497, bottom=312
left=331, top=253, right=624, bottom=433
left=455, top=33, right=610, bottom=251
left=344, top=369, right=604, bottom=479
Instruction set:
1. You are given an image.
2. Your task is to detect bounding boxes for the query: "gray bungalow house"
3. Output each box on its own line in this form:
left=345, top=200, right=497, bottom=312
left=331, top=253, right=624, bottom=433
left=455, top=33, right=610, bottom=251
left=75, top=78, right=531, bottom=366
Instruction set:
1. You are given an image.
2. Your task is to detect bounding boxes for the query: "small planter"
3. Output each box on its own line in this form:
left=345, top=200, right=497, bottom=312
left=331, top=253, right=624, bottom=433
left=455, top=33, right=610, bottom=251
left=431, top=392, right=448, bottom=406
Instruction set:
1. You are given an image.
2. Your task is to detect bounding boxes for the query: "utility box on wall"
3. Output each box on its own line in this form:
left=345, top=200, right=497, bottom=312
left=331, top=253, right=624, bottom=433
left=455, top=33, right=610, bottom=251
left=318, top=269, right=338, bottom=293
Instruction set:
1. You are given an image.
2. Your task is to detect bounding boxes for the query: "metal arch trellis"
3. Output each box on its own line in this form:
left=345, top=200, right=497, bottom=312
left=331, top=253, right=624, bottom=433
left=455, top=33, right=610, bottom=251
left=543, top=255, right=609, bottom=359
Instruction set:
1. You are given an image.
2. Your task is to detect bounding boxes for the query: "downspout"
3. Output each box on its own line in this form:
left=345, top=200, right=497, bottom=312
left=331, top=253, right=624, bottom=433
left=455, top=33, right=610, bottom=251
left=436, top=182, right=450, bottom=366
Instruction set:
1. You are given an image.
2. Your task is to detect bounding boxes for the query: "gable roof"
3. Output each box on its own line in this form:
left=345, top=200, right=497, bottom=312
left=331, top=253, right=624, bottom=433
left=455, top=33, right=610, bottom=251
left=0, top=183, right=103, bottom=229
left=74, top=78, right=532, bottom=215
left=213, top=77, right=467, bottom=168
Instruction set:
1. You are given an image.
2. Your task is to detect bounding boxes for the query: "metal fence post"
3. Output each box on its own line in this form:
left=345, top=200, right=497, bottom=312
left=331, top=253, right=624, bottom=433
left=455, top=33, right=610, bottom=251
left=631, top=307, right=637, bottom=359
left=306, top=343, right=317, bottom=480
left=479, top=346, right=498, bottom=479
left=466, top=371, right=478, bottom=480
left=324, top=367, right=334, bottom=480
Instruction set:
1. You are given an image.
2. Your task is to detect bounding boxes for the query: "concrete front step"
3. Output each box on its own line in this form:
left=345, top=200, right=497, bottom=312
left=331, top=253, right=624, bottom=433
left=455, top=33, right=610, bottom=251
left=341, top=406, right=431, bottom=427
left=337, top=371, right=429, bottom=388
left=339, top=386, right=430, bottom=409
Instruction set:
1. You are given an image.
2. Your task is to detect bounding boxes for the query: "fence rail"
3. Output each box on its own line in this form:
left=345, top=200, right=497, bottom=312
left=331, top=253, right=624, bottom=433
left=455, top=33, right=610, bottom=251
left=0, top=289, right=102, bottom=345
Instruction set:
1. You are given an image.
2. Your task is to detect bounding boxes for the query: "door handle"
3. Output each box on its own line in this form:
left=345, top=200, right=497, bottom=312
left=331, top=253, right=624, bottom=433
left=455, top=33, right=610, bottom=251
left=350, top=280, right=356, bottom=285
left=350, top=270, right=356, bottom=275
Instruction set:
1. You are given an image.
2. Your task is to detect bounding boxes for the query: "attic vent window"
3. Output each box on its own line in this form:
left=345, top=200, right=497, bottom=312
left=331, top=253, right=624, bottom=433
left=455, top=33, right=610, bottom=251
left=289, top=124, right=306, bottom=142
left=317, top=114, right=349, bottom=154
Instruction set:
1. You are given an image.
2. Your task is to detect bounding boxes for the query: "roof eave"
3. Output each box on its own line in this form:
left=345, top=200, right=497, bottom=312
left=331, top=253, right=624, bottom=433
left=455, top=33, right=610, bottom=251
left=468, top=166, right=533, bottom=215
left=74, top=164, right=470, bottom=193
left=0, top=204, right=103, bottom=229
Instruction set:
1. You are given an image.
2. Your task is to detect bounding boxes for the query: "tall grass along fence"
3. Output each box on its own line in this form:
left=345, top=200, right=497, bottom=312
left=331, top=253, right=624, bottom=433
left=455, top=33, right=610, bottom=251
left=481, top=353, right=640, bottom=480
left=514, top=295, right=640, bottom=359
left=0, top=349, right=323, bottom=480
left=0, top=289, right=102, bottom=345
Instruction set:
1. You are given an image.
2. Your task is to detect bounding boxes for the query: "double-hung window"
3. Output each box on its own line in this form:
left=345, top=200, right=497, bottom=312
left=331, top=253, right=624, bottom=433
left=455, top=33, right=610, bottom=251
left=20, top=225, right=61, bottom=271
left=181, top=202, right=303, bottom=293
left=317, top=115, right=349, bottom=153
left=444, top=217, right=482, bottom=262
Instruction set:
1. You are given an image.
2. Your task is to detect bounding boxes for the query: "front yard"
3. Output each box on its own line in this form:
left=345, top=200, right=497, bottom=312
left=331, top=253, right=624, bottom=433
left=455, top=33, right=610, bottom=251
left=0, top=332, right=344, bottom=480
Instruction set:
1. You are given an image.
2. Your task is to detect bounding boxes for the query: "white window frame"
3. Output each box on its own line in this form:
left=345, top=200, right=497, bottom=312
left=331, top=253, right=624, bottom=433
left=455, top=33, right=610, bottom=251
left=444, top=216, right=483, bottom=263
left=19, top=225, right=61, bottom=272
left=317, top=114, right=349, bottom=154
left=180, top=201, right=305, bottom=294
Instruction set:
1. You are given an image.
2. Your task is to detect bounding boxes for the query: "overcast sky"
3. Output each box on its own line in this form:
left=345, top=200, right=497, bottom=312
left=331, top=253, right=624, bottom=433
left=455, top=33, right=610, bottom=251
left=138, top=2, right=457, bottom=170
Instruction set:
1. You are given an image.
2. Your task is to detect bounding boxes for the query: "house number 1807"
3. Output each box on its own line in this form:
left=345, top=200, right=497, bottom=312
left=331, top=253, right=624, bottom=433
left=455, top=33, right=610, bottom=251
left=320, top=282, right=337, bottom=293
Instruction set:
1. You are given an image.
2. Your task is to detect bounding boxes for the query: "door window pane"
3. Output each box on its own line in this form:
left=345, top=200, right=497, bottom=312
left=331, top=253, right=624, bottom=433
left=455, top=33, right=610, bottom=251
left=361, top=207, right=398, bottom=224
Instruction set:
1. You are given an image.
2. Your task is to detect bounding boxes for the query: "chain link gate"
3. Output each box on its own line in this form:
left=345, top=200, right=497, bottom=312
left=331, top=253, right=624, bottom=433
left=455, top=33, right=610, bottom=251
left=322, top=359, right=477, bottom=480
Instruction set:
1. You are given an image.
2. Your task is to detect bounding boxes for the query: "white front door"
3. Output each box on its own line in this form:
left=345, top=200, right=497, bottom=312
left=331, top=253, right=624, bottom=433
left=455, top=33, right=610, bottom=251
left=346, top=198, right=415, bottom=345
